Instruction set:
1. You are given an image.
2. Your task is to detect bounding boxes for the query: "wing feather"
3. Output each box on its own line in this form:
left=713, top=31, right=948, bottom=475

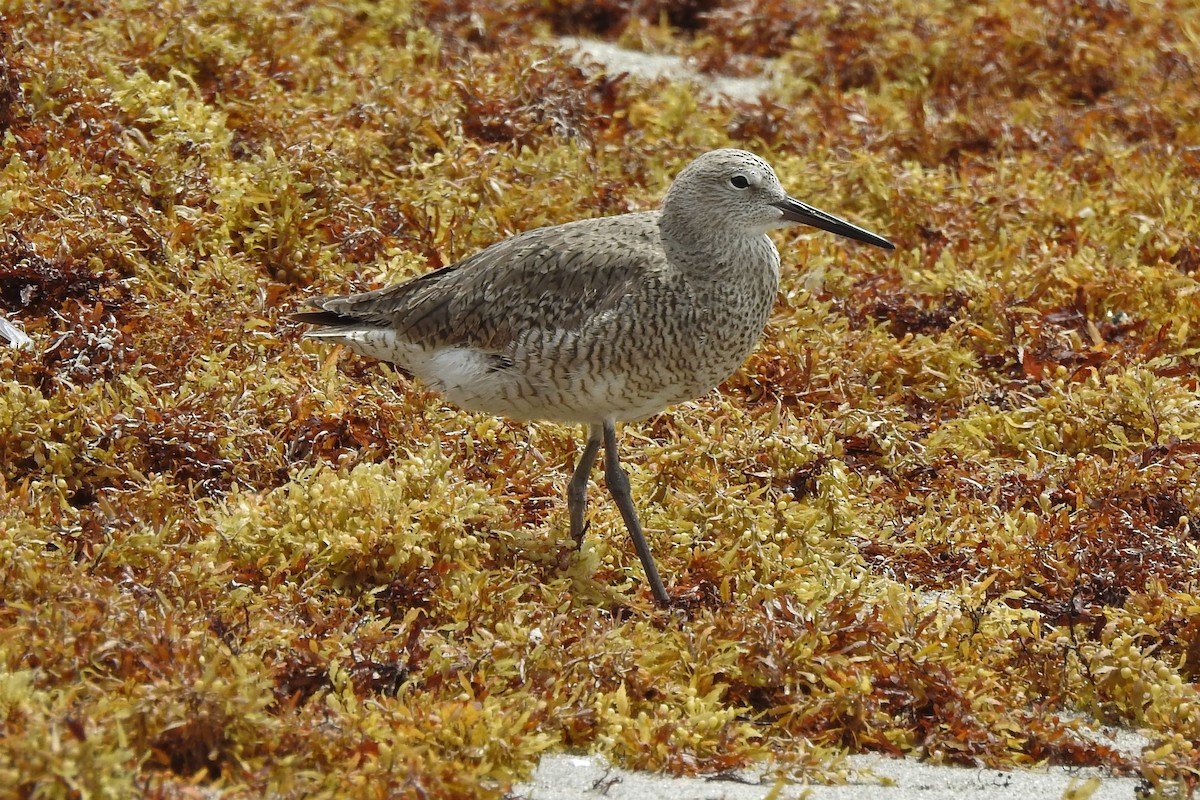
left=294, top=212, right=667, bottom=353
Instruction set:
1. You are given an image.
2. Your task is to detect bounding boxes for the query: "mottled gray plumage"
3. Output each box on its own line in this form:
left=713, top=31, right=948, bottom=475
left=293, top=149, right=894, bottom=607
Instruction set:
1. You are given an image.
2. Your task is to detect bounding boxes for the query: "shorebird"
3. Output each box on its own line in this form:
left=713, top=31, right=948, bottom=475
left=292, top=149, right=894, bottom=607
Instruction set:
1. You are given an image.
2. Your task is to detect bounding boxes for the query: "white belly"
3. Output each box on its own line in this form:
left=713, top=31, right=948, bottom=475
left=322, top=328, right=735, bottom=425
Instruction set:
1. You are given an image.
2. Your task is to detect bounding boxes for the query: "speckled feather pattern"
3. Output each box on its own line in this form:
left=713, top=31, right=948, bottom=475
left=296, top=151, right=810, bottom=424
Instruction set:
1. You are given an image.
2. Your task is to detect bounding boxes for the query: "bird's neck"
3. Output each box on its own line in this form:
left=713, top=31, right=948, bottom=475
left=658, top=210, right=777, bottom=280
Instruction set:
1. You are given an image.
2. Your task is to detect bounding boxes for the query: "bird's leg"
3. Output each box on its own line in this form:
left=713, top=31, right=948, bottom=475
left=568, top=425, right=603, bottom=547
left=602, top=420, right=670, bottom=607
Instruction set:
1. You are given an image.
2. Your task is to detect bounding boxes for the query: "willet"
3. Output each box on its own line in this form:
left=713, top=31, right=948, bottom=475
left=292, top=149, right=894, bottom=607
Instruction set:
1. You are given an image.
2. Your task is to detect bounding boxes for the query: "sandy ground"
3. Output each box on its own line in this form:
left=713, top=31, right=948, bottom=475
left=515, top=751, right=1145, bottom=800
left=557, top=36, right=770, bottom=102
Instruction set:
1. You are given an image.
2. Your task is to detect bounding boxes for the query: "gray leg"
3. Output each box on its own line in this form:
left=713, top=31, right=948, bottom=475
left=568, top=425, right=603, bottom=546
left=602, top=420, right=670, bottom=607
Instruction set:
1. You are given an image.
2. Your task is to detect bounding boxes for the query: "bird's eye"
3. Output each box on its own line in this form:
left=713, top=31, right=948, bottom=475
left=730, top=175, right=750, bottom=189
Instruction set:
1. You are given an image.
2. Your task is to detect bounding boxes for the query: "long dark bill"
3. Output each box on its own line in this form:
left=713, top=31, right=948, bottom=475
left=772, top=196, right=895, bottom=250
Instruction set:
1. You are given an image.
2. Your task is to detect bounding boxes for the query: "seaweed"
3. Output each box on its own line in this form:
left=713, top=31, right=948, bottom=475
left=2, top=0, right=1200, bottom=797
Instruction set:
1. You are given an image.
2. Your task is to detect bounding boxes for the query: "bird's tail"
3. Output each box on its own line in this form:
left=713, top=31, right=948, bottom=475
left=289, top=306, right=360, bottom=332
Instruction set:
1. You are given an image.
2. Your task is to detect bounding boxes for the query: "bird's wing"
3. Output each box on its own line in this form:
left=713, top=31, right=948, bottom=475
left=294, top=212, right=668, bottom=352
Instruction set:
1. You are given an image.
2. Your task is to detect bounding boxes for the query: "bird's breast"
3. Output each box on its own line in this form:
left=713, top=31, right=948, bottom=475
left=583, top=246, right=780, bottom=417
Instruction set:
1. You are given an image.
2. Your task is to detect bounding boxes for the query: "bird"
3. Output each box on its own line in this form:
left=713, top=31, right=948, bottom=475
left=291, top=149, right=894, bottom=607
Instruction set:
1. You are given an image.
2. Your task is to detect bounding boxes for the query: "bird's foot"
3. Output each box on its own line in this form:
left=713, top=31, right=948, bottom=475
left=555, top=526, right=589, bottom=572
left=569, top=520, right=591, bottom=549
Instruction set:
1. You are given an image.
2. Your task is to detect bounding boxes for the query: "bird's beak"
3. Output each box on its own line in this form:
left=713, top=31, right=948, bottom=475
left=771, top=196, right=895, bottom=250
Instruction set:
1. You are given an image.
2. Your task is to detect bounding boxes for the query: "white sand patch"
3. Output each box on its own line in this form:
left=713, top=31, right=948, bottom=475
left=555, top=36, right=771, bottom=102
left=515, top=750, right=1146, bottom=800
